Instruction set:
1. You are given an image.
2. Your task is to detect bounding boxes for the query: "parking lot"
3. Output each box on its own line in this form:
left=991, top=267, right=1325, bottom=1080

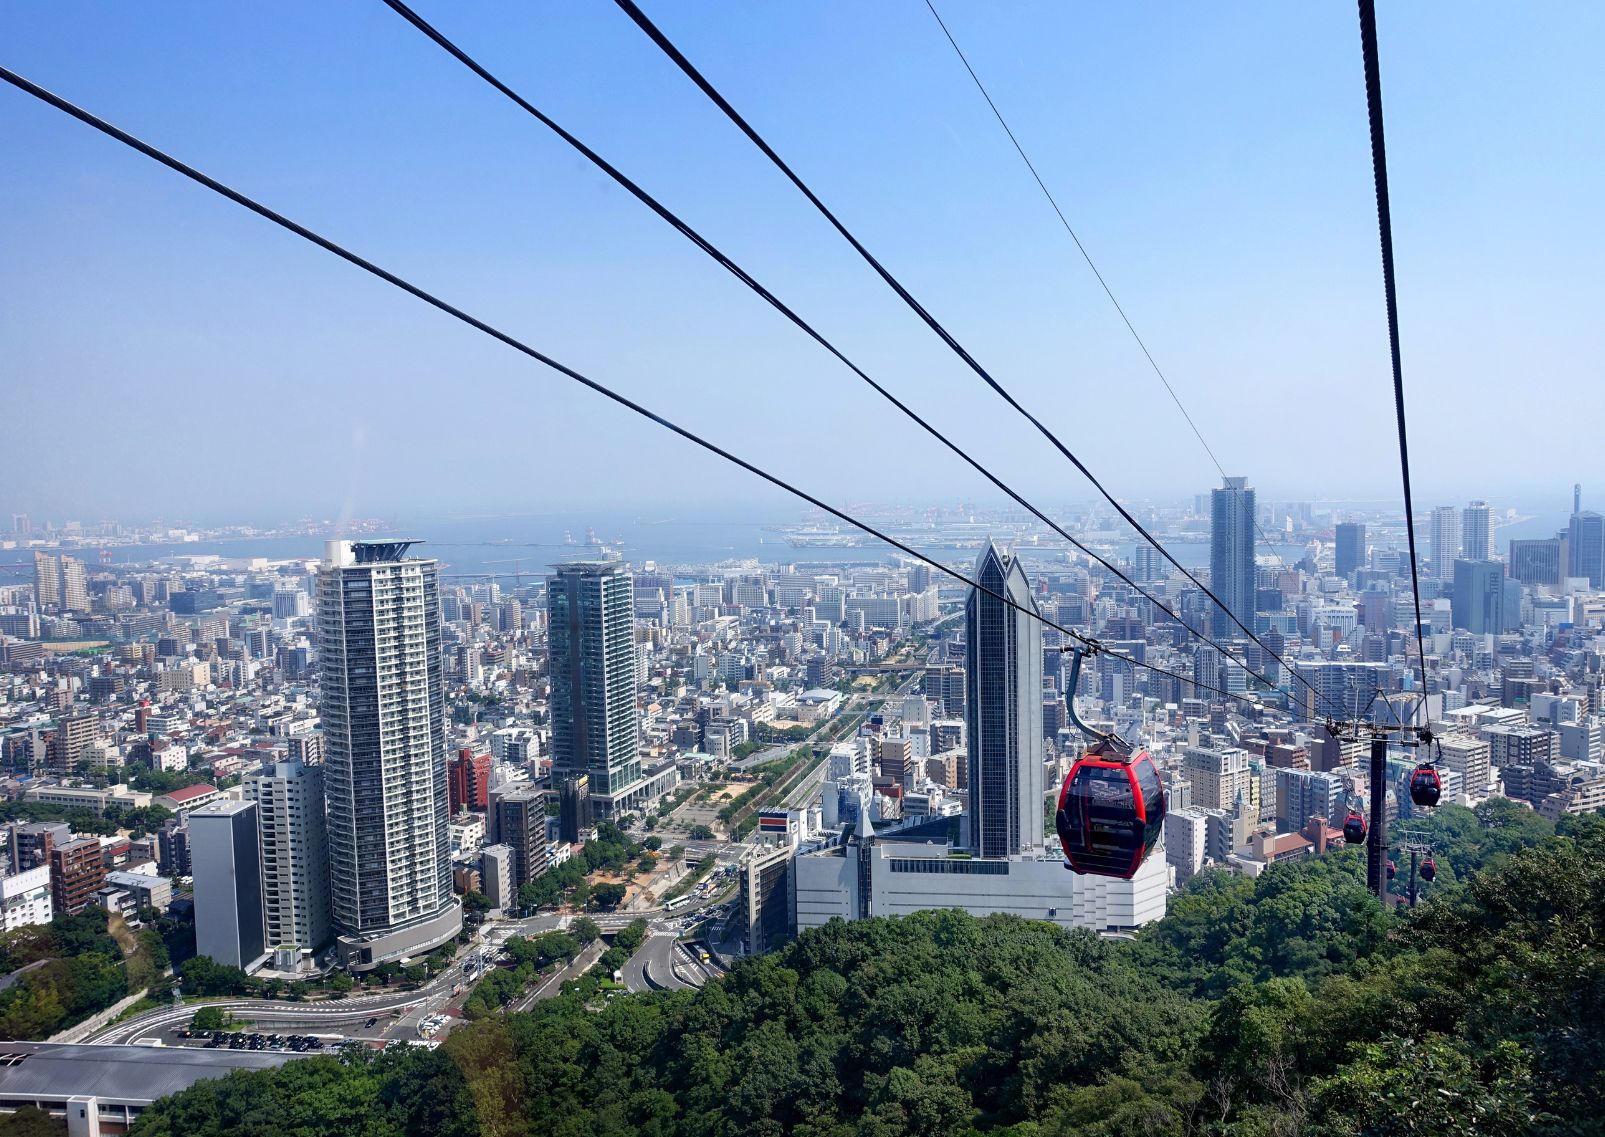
left=169, top=1029, right=337, bottom=1053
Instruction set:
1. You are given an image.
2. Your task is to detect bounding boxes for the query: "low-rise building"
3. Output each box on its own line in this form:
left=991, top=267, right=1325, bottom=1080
left=23, top=783, right=149, bottom=816
left=49, top=838, right=105, bottom=916
left=0, top=866, right=52, bottom=930
left=153, top=783, right=223, bottom=813
left=479, top=844, right=514, bottom=910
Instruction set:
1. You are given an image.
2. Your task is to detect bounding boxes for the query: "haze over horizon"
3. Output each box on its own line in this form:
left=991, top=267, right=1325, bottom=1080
left=5, top=2, right=1601, bottom=523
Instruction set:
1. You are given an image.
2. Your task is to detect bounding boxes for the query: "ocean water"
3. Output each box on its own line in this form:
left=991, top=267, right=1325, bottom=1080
left=0, top=507, right=1398, bottom=583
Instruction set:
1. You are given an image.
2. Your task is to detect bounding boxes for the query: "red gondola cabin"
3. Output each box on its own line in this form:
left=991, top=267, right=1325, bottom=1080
left=1420, top=857, right=1437, bottom=882
left=1056, top=742, right=1166, bottom=880
left=1342, top=810, right=1367, bottom=845
left=1408, top=763, right=1442, bottom=808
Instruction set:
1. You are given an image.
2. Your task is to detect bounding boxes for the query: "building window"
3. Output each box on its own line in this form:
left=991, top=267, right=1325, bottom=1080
left=887, top=858, right=1008, bottom=876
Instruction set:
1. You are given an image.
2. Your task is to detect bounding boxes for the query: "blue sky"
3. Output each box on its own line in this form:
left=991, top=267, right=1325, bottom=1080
left=3, top=2, right=1600, bottom=525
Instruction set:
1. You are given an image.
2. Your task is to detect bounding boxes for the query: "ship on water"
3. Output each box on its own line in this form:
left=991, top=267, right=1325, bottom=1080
left=775, top=521, right=1045, bottom=550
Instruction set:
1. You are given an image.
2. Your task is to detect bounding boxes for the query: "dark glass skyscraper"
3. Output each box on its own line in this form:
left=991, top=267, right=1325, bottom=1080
left=319, top=539, right=460, bottom=970
left=1569, top=509, right=1603, bottom=587
left=963, top=544, right=1043, bottom=858
left=1335, top=522, right=1366, bottom=578
left=1210, top=477, right=1257, bottom=638
left=1451, top=559, right=1515, bottom=634
left=548, top=561, right=641, bottom=817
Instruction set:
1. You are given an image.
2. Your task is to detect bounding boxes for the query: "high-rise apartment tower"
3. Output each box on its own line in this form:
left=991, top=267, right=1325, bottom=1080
left=318, top=539, right=459, bottom=970
left=547, top=561, right=641, bottom=817
left=1209, top=477, right=1257, bottom=638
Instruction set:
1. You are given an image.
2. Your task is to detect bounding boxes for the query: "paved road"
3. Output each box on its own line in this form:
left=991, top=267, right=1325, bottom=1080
left=513, top=940, right=605, bottom=1012
left=620, top=930, right=708, bottom=994
left=91, top=927, right=495, bottom=1046
left=0, top=959, right=50, bottom=993
left=94, top=992, right=435, bottom=1046
left=772, top=674, right=921, bottom=816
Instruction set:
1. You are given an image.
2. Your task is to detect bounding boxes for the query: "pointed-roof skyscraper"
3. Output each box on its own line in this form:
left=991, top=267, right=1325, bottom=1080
left=963, top=543, right=1045, bottom=857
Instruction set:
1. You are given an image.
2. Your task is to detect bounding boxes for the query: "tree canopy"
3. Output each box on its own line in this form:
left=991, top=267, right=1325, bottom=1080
left=130, top=802, right=1605, bottom=1137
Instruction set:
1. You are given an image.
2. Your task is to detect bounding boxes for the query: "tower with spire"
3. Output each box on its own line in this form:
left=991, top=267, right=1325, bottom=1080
left=963, top=543, right=1045, bottom=857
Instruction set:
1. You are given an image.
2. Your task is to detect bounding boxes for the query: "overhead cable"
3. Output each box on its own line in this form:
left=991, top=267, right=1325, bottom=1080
left=610, top=0, right=1344, bottom=716
left=377, top=0, right=1309, bottom=703
left=1356, top=0, right=1430, bottom=704
left=919, top=0, right=1295, bottom=562
left=0, top=64, right=1264, bottom=713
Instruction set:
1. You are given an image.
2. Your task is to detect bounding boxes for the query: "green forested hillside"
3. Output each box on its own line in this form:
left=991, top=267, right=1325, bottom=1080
left=129, top=804, right=1605, bottom=1137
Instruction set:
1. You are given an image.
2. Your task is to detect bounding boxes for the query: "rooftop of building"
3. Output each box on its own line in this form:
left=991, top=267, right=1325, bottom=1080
left=0, top=1042, right=297, bottom=1104
left=160, top=784, right=220, bottom=803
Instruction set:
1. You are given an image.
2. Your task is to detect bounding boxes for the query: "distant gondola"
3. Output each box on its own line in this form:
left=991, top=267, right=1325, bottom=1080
left=1408, top=763, right=1443, bottom=808
left=1420, top=857, right=1437, bottom=882
left=1386, top=861, right=1396, bottom=881
left=1342, top=809, right=1367, bottom=845
left=1056, top=741, right=1166, bottom=880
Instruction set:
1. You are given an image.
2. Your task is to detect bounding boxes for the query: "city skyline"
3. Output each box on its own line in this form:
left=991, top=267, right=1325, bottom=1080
left=2, top=4, right=1604, bottom=1131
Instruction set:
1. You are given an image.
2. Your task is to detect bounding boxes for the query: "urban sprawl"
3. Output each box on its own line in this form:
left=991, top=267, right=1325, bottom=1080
left=0, top=484, right=1602, bottom=1129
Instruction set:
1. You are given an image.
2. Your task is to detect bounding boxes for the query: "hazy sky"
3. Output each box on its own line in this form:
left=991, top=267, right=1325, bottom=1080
left=3, top=2, right=1601, bottom=525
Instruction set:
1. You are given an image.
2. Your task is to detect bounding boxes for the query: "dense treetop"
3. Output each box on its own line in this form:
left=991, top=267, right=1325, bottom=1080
left=129, top=803, right=1605, bottom=1137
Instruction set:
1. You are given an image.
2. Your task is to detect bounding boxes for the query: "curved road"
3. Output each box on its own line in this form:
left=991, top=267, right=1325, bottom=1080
left=91, top=950, right=481, bottom=1046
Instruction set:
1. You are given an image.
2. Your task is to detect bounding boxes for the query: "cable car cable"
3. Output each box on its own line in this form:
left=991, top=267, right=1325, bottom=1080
left=0, top=63, right=1262, bottom=714
left=376, top=0, right=1293, bottom=701
left=610, top=0, right=1345, bottom=718
left=1357, top=0, right=1429, bottom=703
left=920, top=0, right=1294, bottom=565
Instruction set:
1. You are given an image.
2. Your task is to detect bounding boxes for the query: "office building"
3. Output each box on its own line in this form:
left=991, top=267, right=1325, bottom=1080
left=1429, top=506, right=1461, bottom=580
left=48, top=714, right=96, bottom=777
left=493, top=785, right=550, bottom=891
left=548, top=561, right=642, bottom=817
left=1558, top=719, right=1603, bottom=765
left=50, top=838, right=105, bottom=917
left=318, top=539, right=460, bottom=970
left=558, top=772, right=592, bottom=844
left=156, top=819, right=191, bottom=877
left=1462, top=501, right=1495, bottom=562
left=102, top=871, right=171, bottom=913
left=741, top=843, right=794, bottom=954
left=1509, top=537, right=1564, bottom=589
left=286, top=733, right=324, bottom=767
left=479, top=844, right=514, bottom=910
left=1452, top=560, right=1517, bottom=634
left=1163, top=809, right=1209, bottom=884
left=1335, top=522, right=1366, bottom=578
left=963, top=544, right=1043, bottom=857
left=448, top=749, right=492, bottom=813
left=272, top=588, right=310, bottom=620
left=1569, top=508, right=1604, bottom=587
left=244, top=759, right=332, bottom=954
left=488, top=726, right=536, bottom=767
left=1132, top=543, right=1165, bottom=583
left=1274, top=768, right=1345, bottom=832
left=190, top=801, right=268, bottom=971
left=1436, top=733, right=1493, bottom=802
left=1210, top=477, right=1257, bottom=637
left=793, top=836, right=1167, bottom=936
left=1485, top=723, right=1556, bottom=768
left=1184, top=745, right=1253, bottom=814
